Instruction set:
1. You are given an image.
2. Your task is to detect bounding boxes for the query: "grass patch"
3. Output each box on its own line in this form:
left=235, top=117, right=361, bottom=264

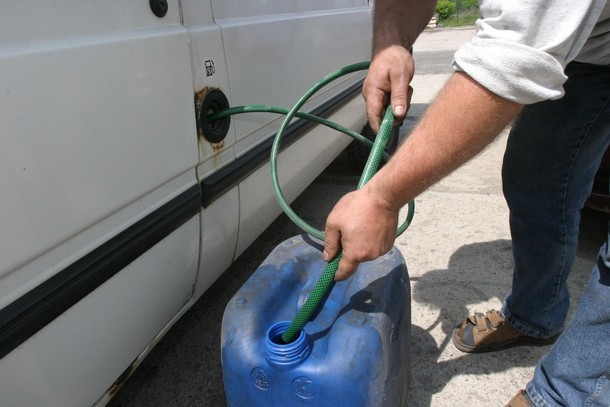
left=438, top=10, right=479, bottom=27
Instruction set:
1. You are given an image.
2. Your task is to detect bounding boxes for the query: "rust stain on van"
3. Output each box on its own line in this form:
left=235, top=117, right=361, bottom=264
left=210, top=140, right=225, bottom=153
left=195, top=86, right=226, bottom=155
left=107, top=359, right=137, bottom=398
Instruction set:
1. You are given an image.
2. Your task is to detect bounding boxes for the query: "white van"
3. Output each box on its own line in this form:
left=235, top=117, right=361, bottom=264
left=0, top=1, right=372, bottom=406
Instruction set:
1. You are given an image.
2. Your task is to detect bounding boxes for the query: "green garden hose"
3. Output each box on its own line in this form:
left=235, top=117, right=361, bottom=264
left=207, top=61, right=415, bottom=343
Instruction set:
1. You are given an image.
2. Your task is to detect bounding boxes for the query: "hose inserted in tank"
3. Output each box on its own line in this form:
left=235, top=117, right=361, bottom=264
left=206, top=61, right=414, bottom=343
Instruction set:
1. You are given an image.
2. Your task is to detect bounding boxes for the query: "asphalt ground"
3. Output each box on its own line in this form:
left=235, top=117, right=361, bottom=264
left=108, top=27, right=608, bottom=407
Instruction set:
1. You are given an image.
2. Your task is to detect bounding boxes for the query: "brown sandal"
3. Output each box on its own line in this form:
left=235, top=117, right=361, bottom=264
left=452, top=310, right=559, bottom=353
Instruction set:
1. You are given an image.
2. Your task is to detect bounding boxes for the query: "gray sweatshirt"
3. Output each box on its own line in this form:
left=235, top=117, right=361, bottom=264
left=453, top=0, right=610, bottom=103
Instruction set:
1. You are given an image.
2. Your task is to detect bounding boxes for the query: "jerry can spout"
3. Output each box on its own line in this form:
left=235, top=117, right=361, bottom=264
left=265, top=321, right=310, bottom=367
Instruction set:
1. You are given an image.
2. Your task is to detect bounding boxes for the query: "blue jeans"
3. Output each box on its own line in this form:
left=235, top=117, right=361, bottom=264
left=528, top=244, right=610, bottom=407
left=500, top=61, right=610, bottom=406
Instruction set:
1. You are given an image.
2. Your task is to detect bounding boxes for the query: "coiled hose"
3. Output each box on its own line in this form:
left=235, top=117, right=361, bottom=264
left=208, top=61, right=415, bottom=343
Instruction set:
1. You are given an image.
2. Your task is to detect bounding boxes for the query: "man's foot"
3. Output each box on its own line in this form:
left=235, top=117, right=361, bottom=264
left=504, top=390, right=534, bottom=407
left=452, top=310, right=559, bottom=353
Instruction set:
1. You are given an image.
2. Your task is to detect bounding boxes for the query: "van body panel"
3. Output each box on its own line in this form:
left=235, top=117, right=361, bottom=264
left=216, top=7, right=371, bottom=156
left=0, top=218, right=199, bottom=407
left=0, top=21, right=197, bottom=307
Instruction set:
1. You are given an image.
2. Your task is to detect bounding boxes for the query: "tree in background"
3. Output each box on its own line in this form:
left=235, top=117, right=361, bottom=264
left=434, top=0, right=479, bottom=26
left=462, top=0, right=479, bottom=10
left=435, top=0, right=456, bottom=20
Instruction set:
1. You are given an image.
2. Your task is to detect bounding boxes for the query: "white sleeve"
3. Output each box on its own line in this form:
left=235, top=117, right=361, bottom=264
left=452, top=0, right=607, bottom=104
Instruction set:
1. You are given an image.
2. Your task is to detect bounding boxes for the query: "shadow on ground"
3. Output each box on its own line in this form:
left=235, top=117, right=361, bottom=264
left=406, top=207, right=606, bottom=406
left=407, top=240, right=544, bottom=406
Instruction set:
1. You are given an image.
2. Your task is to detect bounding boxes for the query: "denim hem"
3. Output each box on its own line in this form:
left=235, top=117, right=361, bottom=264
left=526, top=382, right=556, bottom=407
left=500, top=304, right=563, bottom=339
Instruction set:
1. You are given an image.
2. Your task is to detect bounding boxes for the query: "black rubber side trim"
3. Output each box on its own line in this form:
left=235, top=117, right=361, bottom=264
left=201, top=78, right=364, bottom=207
left=0, top=184, right=201, bottom=360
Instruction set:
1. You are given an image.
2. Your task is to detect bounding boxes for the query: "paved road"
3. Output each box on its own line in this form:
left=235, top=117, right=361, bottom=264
left=414, top=51, right=455, bottom=75
left=108, top=27, right=607, bottom=407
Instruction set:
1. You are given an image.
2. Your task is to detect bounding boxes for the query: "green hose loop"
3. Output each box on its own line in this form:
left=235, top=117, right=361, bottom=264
left=269, top=62, right=413, bottom=241
left=269, top=62, right=374, bottom=239
left=205, top=61, right=415, bottom=343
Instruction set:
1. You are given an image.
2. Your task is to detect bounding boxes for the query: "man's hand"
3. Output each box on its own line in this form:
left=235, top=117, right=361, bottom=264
left=363, top=45, right=415, bottom=133
left=323, top=184, right=399, bottom=281
left=325, top=72, right=524, bottom=281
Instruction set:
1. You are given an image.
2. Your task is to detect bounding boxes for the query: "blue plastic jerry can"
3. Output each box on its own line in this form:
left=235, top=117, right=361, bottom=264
left=221, top=234, right=410, bottom=406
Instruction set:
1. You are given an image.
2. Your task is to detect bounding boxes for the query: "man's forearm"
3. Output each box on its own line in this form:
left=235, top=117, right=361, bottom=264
left=372, top=0, right=437, bottom=54
left=366, top=72, right=524, bottom=210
